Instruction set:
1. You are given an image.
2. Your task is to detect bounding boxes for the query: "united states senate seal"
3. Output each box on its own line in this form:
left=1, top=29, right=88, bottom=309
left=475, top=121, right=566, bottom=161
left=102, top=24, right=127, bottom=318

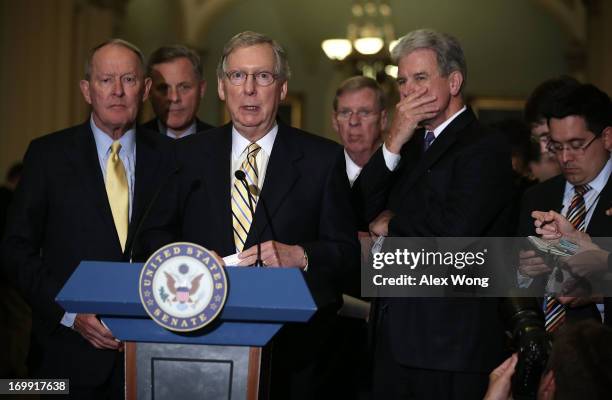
left=139, top=242, right=228, bottom=332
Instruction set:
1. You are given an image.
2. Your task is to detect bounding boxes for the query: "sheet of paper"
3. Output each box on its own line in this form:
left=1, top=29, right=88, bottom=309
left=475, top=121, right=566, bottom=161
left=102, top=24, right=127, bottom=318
left=223, top=252, right=241, bottom=266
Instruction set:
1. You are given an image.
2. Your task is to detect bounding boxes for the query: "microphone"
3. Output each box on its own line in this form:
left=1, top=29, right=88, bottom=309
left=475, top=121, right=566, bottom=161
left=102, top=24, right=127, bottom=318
left=234, top=170, right=263, bottom=267
left=128, top=166, right=181, bottom=263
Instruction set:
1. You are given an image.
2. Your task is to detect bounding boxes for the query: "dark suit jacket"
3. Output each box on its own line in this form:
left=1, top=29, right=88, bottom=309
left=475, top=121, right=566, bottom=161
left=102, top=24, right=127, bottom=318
left=350, top=173, right=369, bottom=232
left=360, top=108, right=514, bottom=373
left=138, top=122, right=359, bottom=398
left=517, top=173, right=612, bottom=325
left=141, top=117, right=214, bottom=135
left=141, top=122, right=359, bottom=309
left=0, top=122, right=176, bottom=385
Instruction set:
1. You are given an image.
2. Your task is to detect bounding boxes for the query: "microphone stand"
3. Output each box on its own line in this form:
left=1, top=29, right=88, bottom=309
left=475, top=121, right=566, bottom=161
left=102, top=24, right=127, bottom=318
left=234, top=170, right=263, bottom=267
left=128, top=166, right=181, bottom=263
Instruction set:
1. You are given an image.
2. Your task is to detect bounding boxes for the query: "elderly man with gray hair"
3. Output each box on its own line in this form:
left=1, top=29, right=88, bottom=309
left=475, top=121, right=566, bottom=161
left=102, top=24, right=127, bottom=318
left=139, top=31, right=359, bottom=399
left=360, top=29, right=513, bottom=399
left=1, top=38, right=177, bottom=398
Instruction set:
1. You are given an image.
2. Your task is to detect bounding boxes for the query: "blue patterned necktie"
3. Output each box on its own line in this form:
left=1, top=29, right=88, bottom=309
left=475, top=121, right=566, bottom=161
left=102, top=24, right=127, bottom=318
left=423, top=131, right=435, bottom=152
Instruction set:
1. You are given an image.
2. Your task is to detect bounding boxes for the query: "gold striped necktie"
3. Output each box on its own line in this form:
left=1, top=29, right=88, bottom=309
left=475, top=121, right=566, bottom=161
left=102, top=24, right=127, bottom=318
left=231, top=143, right=261, bottom=252
left=105, top=141, right=129, bottom=252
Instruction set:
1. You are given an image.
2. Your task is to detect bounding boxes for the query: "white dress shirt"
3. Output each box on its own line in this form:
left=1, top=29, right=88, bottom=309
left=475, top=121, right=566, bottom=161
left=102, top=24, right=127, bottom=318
left=158, top=119, right=198, bottom=139
left=230, top=124, right=278, bottom=190
left=344, top=150, right=363, bottom=187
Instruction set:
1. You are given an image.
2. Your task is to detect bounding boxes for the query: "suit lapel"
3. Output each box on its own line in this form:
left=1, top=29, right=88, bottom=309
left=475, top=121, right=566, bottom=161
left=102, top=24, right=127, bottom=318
left=204, top=124, right=235, bottom=253
left=126, top=128, right=162, bottom=251
left=587, top=173, right=612, bottom=236
left=65, top=122, right=118, bottom=243
left=246, top=124, right=302, bottom=247
left=396, top=109, right=473, bottom=197
left=545, top=176, right=565, bottom=212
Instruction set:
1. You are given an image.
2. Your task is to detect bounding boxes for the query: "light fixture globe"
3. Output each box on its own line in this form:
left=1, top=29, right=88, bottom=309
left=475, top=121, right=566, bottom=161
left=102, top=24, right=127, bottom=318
left=354, top=37, right=384, bottom=55
left=384, top=64, right=398, bottom=78
left=388, top=39, right=400, bottom=54
left=322, top=39, right=352, bottom=60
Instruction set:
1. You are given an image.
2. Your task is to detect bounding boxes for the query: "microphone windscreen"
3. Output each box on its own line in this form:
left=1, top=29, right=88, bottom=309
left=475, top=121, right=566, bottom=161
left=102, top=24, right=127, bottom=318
left=234, top=170, right=246, bottom=180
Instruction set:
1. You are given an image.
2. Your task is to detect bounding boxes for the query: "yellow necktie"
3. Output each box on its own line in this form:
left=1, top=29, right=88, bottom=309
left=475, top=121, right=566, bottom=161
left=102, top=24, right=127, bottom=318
left=105, top=141, right=128, bottom=251
left=231, top=143, right=261, bottom=252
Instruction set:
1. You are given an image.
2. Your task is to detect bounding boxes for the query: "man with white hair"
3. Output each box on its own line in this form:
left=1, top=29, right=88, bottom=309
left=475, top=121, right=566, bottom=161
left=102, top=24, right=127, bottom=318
left=361, top=29, right=513, bottom=399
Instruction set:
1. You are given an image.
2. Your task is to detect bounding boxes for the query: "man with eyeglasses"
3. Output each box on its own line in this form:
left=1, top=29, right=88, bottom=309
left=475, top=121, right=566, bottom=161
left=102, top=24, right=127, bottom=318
left=139, top=31, right=359, bottom=399
left=329, top=76, right=387, bottom=398
left=332, top=76, right=387, bottom=231
left=517, top=83, right=612, bottom=329
left=524, top=76, right=579, bottom=182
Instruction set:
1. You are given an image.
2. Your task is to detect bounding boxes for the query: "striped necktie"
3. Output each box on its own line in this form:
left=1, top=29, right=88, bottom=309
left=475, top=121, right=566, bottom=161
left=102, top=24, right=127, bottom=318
left=105, top=141, right=129, bottom=252
left=566, top=184, right=591, bottom=231
left=545, top=184, right=592, bottom=333
left=231, top=143, right=261, bottom=252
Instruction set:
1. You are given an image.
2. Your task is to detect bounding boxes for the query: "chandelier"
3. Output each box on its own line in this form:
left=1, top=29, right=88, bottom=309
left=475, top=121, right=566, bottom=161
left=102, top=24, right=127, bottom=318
left=321, top=0, right=399, bottom=78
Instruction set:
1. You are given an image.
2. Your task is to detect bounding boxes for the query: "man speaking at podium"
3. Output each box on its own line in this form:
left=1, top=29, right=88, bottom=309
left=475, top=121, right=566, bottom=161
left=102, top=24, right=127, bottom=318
left=140, top=31, right=359, bottom=399
left=1, top=39, right=176, bottom=398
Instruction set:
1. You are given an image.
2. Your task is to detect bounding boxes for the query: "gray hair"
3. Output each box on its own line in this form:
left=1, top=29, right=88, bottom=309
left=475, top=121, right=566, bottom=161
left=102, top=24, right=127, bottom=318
left=147, top=45, right=203, bottom=80
left=84, top=38, right=146, bottom=80
left=391, top=29, right=467, bottom=90
left=216, top=31, right=291, bottom=81
left=333, top=76, right=385, bottom=111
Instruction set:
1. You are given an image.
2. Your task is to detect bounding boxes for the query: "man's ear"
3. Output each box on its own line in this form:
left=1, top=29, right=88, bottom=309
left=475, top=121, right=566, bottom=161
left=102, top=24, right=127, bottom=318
left=448, top=71, right=463, bottom=96
left=217, top=78, right=226, bottom=101
left=379, top=109, right=388, bottom=131
left=280, top=80, right=288, bottom=101
left=199, top=79, right=207, bottom=99
left=142, top=77, right=152, bottom=102
left=331, top=112, right=339, bottom=133
left=80, top=80, right=92, bottom=105
left=601, top=126, right=612, bottom=152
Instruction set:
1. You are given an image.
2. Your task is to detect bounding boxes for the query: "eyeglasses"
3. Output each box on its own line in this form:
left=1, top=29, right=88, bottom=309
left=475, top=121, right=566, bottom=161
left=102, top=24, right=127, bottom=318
left=225, top=70, right=277, bottom=87
left=547, top=135, right=599, bottom=155
left=336, top=109, right=379, bottom=120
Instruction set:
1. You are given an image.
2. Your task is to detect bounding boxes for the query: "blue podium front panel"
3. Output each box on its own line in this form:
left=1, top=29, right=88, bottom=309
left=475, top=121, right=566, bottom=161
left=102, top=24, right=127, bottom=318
left=56, top=261, right=316, bottom=345
left=57, top=262, right=315, bottom=322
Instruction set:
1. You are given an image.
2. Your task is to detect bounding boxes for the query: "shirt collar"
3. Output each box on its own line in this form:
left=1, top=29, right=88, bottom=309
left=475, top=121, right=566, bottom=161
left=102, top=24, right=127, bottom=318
left=429, top=105, right=467, bottom=138
left=344, top=149, right=362, bottom=186
left=231, top=124, right=278, bottom=159
left=90, top=114, right=136, bottom=156
left=158, top=119, right=198, bottom=139
left=564, top=156, right=612, bottom=196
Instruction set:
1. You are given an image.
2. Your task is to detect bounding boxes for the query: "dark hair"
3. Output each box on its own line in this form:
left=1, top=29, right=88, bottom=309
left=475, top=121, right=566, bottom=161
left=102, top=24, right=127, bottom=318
left=147, top=45, right=203, bottom=79
left=548, top=321, right=612, bottom=400
left=333, top=76, right=385, bottom=111
left=491, top=119, right=532, bottom=164
left=524, top=76, right=579, bottom=125
left=547, top=83, right=612, bottom=137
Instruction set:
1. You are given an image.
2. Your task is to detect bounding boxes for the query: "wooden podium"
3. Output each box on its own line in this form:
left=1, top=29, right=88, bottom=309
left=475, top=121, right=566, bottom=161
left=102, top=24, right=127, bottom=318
left=57, top=261, right=316, bottom=399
